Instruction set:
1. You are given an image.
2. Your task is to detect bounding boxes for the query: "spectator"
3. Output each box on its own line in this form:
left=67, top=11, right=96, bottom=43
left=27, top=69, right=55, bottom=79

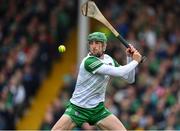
left=0, top=0, right=78, bottom=129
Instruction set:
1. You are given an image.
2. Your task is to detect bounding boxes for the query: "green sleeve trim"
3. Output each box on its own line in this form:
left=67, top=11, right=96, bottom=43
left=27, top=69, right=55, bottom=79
left=84, top=56, right=103, bottom=73
left=113, top=59, right=120, bottom=67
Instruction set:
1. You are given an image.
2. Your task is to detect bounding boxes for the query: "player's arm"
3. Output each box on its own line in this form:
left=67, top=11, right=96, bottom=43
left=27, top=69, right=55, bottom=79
left=96, top=60, right=138, bottom=83
left=84, top=54, right=140, bottom=83
left=123, top=44, right=142, bottom=82
left=110, top=56, right=136, bottom=83
left=124, top=56, right=136, bottom=83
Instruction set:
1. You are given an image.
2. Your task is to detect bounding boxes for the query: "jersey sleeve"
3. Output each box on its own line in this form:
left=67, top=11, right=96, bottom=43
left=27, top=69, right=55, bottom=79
left=96, top=60, right=138, bottom=83
left=84, top=56, right=103, bottom=74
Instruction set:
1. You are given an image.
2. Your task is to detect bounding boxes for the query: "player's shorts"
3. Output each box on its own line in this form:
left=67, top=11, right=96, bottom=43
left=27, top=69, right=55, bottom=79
left=64, top=102, right=112, bottom=127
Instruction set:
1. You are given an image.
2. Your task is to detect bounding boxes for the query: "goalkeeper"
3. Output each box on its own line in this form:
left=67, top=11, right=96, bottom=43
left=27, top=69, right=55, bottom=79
left=52, top=32, right=142, bottom=130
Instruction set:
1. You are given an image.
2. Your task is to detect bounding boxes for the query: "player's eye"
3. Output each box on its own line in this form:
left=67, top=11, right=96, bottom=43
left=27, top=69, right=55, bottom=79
left=89, top=41, right=102, bottom=46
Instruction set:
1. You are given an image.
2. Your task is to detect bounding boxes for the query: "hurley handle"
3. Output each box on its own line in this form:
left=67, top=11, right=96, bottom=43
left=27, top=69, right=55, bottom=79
left=117, top=35, right=146, bottom=63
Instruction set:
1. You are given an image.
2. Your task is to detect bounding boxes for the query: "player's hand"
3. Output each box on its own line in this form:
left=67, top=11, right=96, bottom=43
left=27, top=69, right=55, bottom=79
left=126, top=44, right=136, bottom=57
left=132, top=50, right=142, bottom=63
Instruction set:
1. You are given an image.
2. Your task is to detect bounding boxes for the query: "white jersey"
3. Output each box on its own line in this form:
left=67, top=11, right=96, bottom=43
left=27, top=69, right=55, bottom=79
left=70, top=54, right=138, bottom=108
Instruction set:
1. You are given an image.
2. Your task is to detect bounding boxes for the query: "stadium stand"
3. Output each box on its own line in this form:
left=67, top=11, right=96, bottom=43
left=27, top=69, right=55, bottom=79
left=0, top=0, right=77, bottom=129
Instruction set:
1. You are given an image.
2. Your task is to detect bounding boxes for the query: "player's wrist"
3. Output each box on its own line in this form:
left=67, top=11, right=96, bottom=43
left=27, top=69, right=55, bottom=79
left=126, top=53, right=131, bottom=57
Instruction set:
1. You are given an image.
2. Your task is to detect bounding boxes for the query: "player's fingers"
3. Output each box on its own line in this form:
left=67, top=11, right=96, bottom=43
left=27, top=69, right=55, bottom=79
left=126, top=48, right=131, bottom=55
left=127, top=48, right=133, bottom=54
left=126, top=48, right=131, bottom=52
left=133, top=50, right=137, bottom=54
left=134, top=50, right=141, bottom=56
left=130, top=46, right=136, bottom=52
left=129, top=44, right=133, bottom=48
left=129, top=44, right=135, bottom=49
left=128, top=44, right=135, bottom=52
left=129, top=44, right=139, bottom=52
left=130, top=48, right=136, bottom=54
left=134, top=49, right=138, bottom=53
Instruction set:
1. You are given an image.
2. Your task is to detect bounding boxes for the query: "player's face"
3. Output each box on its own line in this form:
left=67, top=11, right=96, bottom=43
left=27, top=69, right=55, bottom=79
left=89, top=41, right=105, bottom=57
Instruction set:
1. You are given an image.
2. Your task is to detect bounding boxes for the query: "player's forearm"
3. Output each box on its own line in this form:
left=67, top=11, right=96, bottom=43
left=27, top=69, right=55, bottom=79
left=96, top=60, right=138, bottom=78
left=122, top=68, right=135, bottom=83
left=125, top=56, right=135, bottom=83
left=127, top=56, right=132, bottom=64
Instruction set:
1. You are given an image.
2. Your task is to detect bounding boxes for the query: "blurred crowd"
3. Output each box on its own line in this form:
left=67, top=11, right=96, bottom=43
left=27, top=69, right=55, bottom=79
left=40, top=0, right=180, bottom=130
left=0, top=0, right=77, bottom=129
